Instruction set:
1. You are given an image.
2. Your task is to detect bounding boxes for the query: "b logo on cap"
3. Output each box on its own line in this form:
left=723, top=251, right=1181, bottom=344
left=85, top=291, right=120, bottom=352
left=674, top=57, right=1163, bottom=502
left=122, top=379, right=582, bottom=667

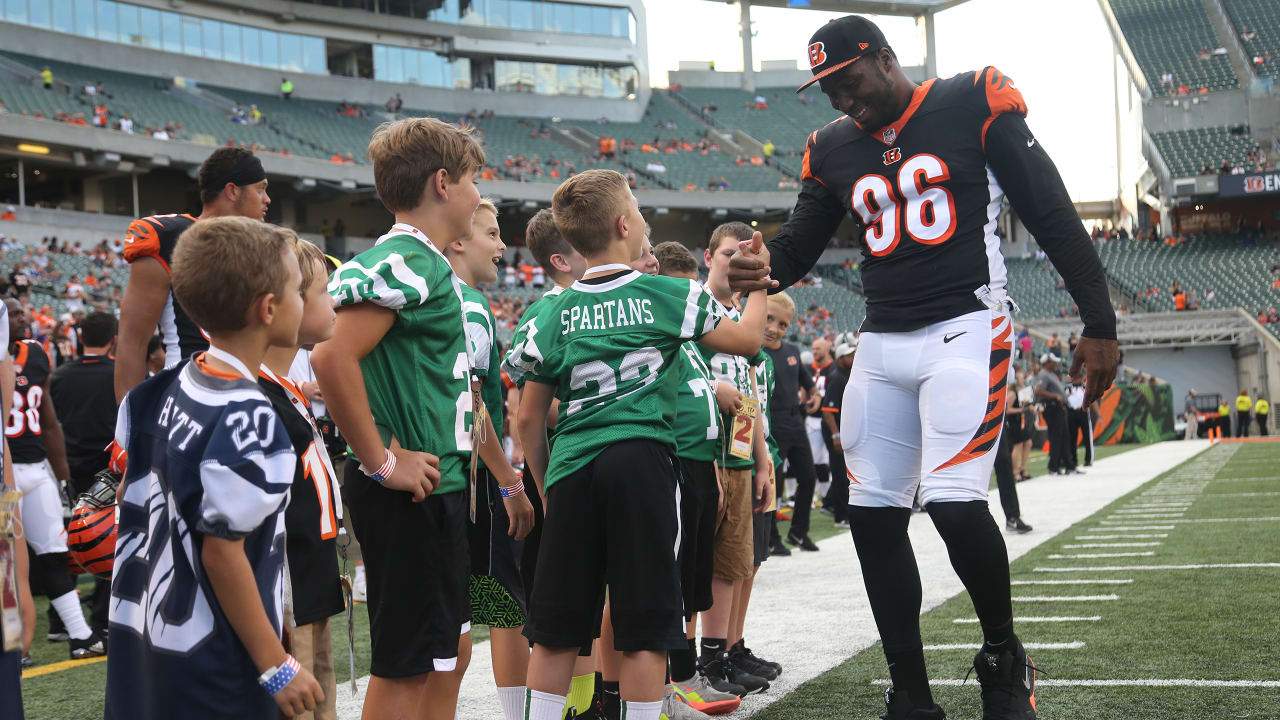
left=808, top=42, right=827, bottom=68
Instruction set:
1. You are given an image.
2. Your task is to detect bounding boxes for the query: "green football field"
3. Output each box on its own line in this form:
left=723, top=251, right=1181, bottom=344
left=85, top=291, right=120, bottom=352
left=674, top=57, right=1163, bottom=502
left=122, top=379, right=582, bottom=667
left=18, top=440, right=1279, bottom=719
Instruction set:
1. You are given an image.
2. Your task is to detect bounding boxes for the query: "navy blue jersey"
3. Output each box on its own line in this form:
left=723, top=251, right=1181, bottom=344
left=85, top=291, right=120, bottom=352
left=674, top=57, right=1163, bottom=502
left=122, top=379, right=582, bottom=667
left=106, top=353, right=295, bottom=720
left=6, top=340, right=51, bottom=463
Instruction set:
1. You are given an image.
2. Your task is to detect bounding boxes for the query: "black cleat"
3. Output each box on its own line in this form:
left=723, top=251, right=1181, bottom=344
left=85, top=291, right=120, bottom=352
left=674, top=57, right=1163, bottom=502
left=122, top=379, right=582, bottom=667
left=786, top=532, right=820, bottom=552
left=880, top=688, right=947, bottom=720
left=769, top=541, right=792, bottom=557
left=730, top=641, right=780, bottom=680
left=724, top=655, right=769, bottom=695
left=69, top=631, right=107, bottom=660
left=971, top=636, right=1038, bottom=720
left=700, top=655, right=748, bottom=698
left=1005, top=517, right=1033, bottom=534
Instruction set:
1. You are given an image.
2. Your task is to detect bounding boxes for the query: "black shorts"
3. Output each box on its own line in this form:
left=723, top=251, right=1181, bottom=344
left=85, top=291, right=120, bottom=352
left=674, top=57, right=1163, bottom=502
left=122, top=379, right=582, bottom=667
left=678, top=458, right=717, bottom=617
left=343, top=461, right=470, bottom=678
left=469, top=467, right=527, bottom=627
left=524, top=439, right=687, bottom=653
left=753, top=509, right=772, bottom=567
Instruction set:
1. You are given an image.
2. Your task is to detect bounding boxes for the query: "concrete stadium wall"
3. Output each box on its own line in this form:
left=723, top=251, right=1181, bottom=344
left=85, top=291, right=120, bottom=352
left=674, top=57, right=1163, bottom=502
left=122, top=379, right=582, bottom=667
left=1124, top=345, right=1236, bottom=414
left=1141, top=91, right=1249, bottom=134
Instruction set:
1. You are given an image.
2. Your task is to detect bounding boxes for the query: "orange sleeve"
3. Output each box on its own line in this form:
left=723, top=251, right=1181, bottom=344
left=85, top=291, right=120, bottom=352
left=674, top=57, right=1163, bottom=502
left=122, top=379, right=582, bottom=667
left=800, top=130, right=825, bottom=188
left=979, top=66, right=1028, bottom=149
left=122, top=217, right=166, bottom=270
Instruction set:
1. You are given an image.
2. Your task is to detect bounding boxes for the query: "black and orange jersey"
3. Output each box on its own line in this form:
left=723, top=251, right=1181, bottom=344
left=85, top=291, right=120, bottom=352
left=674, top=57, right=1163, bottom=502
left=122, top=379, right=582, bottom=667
left=770, top=67, right=1116, bottom=340
left=123, top=213, right=208, bottom=363
left=6, top=339, right=52, bottom=463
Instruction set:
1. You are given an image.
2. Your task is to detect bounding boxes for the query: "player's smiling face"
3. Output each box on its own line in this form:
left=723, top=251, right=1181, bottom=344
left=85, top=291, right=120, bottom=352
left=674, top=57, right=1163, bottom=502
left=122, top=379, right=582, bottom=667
left=820, top=56, right=896, bottom=131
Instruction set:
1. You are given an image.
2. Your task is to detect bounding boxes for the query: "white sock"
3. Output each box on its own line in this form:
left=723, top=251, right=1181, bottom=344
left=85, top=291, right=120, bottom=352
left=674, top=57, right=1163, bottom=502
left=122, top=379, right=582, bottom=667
left=526, top=689, right=566, bottom=720
left=50, top=590, right=92, bottom=640
left=497, top=685, right=526, bottom=720
left=622, top=699, right=663, bottom=720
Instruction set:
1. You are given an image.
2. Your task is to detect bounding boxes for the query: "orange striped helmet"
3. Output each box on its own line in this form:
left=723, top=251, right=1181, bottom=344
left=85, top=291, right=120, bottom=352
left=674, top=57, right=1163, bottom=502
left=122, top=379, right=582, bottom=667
left=68, top=470, right=119, bottom=579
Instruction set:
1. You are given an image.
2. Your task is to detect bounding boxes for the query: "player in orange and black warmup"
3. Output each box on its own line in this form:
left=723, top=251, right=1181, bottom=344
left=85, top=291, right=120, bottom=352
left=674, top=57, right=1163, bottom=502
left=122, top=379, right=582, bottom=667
left=727, top=15, right=1118, bottom=720
left=114, top=147, right=270, bottom=403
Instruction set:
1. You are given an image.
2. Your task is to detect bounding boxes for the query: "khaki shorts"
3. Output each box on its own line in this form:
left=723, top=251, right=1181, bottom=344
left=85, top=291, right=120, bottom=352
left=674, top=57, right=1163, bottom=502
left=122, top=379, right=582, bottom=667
left=713, top=466, right=754, bottom=582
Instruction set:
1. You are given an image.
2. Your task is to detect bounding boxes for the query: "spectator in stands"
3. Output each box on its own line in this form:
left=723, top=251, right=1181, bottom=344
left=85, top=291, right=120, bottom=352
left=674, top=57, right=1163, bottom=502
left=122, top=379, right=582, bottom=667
left=40, top=66, right=52, bottom=89
left=762, top=140, right=775, bottom=158
left=1160, top=71, right=1173, bottom=88
left=280, top=77, right=293, bottom=99
left=151, top=126, right=170, bottom=140
left=1048, top=331, right=1064, bottom=359
left=8, top=263, right=30, bottom=298
left=1198, top=47, right=1211, bottom=61
left=1177, top=83, right=1190, bottom=96
left=1174, top=288, right=1187, bottom=311
left=118, top=113, right=133, bottom=134
left=1241, top=26, right=1256, bottom=42
left=0, top=207, right=15, bottom=221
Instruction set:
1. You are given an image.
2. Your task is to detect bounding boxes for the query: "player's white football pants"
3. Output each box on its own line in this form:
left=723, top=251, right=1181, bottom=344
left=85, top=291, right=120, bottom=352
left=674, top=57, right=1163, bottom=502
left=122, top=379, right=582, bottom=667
left=15, top=460, right=67, bottom=554
left=841, top=308, right=1013, bottom=508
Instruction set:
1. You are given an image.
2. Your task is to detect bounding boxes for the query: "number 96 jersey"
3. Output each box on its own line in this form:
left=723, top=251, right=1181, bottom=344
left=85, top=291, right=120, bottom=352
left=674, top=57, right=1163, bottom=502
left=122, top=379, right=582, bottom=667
left=6, top=339, right=51, bottom=464
left=802, top=66, right=1027, bottom=333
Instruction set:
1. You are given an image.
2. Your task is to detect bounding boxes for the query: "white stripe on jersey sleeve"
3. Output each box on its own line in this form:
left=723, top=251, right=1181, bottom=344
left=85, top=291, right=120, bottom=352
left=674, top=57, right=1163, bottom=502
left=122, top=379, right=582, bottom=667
left=680, top=279, right=708, bottom=339
left=463, top=300, right=494, bottom=373
left=198, top=449, right=295, bottom=538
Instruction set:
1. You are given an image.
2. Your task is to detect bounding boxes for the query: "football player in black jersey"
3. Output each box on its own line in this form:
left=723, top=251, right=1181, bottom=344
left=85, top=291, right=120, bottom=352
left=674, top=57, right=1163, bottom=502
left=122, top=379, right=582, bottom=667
left=5, top=299, right=105, bottom=660
left=727, top=15, right=1118, bottom=720
left=114, top=147, right=271, bottom=403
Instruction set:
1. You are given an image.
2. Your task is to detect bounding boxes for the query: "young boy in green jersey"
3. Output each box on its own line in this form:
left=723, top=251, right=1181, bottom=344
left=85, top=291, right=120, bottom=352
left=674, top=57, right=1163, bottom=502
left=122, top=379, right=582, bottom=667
left=443, top=198, right=538, bottom=720
left=696, top=223, right=776, bottom=698
left=510, top=170, right=769, bottom=720
left=653, top=241, right=745, bottom=717
left=312, top=117, right=530, bottom=720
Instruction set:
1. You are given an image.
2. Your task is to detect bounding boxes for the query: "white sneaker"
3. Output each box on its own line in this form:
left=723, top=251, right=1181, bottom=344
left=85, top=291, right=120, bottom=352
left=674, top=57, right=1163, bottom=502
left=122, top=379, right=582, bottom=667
left=352, top=573, right=367, bottom=603
left=661, top=686, right=712, bottom=720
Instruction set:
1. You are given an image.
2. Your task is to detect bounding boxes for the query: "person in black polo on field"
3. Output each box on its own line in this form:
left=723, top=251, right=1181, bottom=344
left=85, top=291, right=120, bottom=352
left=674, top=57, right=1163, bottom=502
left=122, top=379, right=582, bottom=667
left=50, top=311, right=119, bottom=634
left=1035, top=353, right=1076, bottom=475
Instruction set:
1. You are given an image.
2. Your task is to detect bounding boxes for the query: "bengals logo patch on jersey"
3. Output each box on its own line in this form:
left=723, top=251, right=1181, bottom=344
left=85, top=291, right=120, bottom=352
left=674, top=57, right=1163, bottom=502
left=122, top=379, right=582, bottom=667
left=883, top=147, right=902, bottom=166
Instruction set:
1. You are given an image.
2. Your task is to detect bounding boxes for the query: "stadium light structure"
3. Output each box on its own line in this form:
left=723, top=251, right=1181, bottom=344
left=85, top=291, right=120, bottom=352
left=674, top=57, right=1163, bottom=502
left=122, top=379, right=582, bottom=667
left=17, top=143, right=49, bottom=155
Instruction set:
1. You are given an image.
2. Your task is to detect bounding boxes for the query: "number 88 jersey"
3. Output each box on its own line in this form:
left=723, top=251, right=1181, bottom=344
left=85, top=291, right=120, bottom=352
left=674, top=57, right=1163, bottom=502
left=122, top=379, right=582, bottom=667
left=801, top=66, right=1027, bottom=333
left=6, top=339, right=52, bottom=464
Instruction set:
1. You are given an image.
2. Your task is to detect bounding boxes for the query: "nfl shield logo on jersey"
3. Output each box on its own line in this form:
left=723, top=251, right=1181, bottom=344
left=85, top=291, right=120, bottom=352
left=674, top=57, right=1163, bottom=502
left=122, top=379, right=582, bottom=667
left=881, top=127, right=896, bottom=145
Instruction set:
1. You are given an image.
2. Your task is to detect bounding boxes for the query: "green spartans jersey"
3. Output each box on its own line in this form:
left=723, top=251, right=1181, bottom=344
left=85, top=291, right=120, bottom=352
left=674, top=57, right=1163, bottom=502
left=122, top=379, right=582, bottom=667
left=328, top=223, right=472, bottom=494
left=699, top=299, right=764, bottom=470
left=506, top=266, right=722, bottom=490
left=502, top=285, right=565, bottom=387
left=672, top=342, right=721, bottom=463
left=461, top=283, right=503, bottom=465
left=757, top=351, right=781, bottom=470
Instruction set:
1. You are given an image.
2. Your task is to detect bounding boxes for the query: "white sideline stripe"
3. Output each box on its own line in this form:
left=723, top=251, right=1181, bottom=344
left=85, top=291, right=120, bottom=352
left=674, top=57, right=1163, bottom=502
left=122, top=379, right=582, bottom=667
left=1201, top=491, right=1280, bottom=498
left=872, top=679, right=1280, bottom=688
left=921, top=642, right=1085, bottom=651
left=1062, top=542, right=1162, bottom=548
left=1095, top=524, right=1174, bottom=530
left=1048, top=551, right=1156, bottom=559
left=1011, top=579, right=1132, bottom=585
left=953, top=616, right=1100, bottom=623
left=1035, top=563, right=1280, bottom=572
left=1077, top=534, right=1168, bottom=539
left=1012, top=594, right=1118, bottom=602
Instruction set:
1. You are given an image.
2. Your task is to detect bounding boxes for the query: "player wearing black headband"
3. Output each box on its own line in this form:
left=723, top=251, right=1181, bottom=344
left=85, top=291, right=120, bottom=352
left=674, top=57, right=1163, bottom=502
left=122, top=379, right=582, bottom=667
left=114, top=147, right=271, bottom=402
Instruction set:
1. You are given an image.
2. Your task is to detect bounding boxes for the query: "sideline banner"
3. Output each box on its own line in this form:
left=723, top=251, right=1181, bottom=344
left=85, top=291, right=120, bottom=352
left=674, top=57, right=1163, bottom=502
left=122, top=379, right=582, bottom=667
left=1219, top=170, right=1280, bottom=198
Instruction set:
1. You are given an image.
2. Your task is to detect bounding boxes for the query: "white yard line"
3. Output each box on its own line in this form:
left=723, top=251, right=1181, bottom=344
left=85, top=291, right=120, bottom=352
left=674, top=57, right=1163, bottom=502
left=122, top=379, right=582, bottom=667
left=1061, top=542, right=1162, bottom=548
left=1035, top=563, right=1280, bottom=572
left=1076, top=534, right=1167, bottom=539
left=1199, top=491, right=1280, bottom=498
left=1010, top=579, right=1132, bottom=585
left=1112, top=508, right=1186, bottom=514
left=874, top=679, right=1280, bottom=688
left=334, top=441, right=1214, bottom=719
left=1093, top=524, right=1175, bottom=531
left=1011, top=595, right=1118, bottom=602
left=921, top=642, right=1085, bottom=650
left=953, top=616, right=1101, bottom=623
left=1048, top=551, right=1156, bottom=559
left=1162, top=516, right=1280, bottom=523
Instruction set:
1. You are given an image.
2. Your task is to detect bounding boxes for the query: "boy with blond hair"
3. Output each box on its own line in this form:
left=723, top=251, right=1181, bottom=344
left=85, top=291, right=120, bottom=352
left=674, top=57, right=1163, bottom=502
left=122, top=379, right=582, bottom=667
left=106, top=216, right=323, bottom=719
left=508, top=170, right=769, bottom=720
left=444, top=199, right=537, bottom=720
left=312, top=117, right=528, bottom=719
left=258, top=233, right=343, bottom=720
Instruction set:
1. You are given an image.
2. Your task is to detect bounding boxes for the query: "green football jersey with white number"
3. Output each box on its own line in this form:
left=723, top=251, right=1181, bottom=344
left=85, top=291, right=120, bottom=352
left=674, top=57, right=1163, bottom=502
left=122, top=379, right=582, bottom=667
left=502, top=285, right=566, bottom=387
left=699, top=300, right=765, bottom=470
left=461, top=283, right=503, bottom=453
left=757, top=351, right=781, bottom=469
left=328, top=223, right=472, bottom=494
left=672, top=342, right=721, bottom=463
left=507, top=269, right=722, bottom=490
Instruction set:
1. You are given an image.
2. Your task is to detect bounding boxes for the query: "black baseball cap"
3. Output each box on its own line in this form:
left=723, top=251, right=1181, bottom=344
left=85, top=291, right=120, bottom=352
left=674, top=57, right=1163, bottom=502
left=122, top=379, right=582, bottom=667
left=797, top=15, right=890, bottom=93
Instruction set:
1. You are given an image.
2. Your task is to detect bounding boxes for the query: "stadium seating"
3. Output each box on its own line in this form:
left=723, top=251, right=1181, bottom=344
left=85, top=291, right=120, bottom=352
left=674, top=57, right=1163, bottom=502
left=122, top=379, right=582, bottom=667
left=1150, top=125, right=1262, bottom=177
left=1223, top=0, right=1280, bottom=78
left=788, top=285, right=866, bottom=338
left=200, top=84, right=379, bottom=162
left=1108, top=0, right=1238, bottom=95
left=1003, top=258, right=1083, bottom=319
left=671, top=86, right=841, bottom=170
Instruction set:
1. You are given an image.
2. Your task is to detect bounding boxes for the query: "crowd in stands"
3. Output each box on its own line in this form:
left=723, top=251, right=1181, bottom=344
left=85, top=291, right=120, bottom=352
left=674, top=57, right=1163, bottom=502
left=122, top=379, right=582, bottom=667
left=1199, top=147, right=1272, bottom=175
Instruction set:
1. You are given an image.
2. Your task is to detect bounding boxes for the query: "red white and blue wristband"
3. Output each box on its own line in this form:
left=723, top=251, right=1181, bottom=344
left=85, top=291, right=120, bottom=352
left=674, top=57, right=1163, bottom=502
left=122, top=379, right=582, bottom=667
left=258, top=654, right=300, bottom=696
left=498, top=472, right=524, bottom=498
left=360, top=449, right=396, bottom=485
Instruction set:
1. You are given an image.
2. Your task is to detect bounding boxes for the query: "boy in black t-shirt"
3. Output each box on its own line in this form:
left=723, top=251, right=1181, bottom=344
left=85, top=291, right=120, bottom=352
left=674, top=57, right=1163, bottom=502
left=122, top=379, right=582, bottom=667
left=258, top=233, right=343, bottom=719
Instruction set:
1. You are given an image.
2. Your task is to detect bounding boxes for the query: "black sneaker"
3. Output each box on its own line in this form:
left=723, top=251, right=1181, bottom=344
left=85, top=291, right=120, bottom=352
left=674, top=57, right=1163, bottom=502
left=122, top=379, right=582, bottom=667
left=769, top=541, right=792, bottom=557
left=725, top=655, right=769, bottom=695
left=881, top=687, right=947, bottom=720
left=70, top=631, right=107, bottom=660
left=700, top=655, right=748, bottom=697
left=1005, top=517, right=1033, bottom=534
left=971, top=637, right=1037, bottom=720
left=786, top=532, right=820, bottom=552
left=730, top=642, right=780, bottom=680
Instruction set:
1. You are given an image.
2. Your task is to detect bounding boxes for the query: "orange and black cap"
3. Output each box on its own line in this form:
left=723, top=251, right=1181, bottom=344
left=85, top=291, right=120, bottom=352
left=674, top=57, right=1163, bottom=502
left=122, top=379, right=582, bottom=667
left=797, top=15, right=890, bottom=93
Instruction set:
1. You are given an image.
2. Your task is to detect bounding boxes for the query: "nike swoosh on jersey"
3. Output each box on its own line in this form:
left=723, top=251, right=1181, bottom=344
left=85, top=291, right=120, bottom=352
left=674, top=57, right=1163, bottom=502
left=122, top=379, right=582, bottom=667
left=943, top=331, right=967, bottom=343
left=1026, top=138, right=1036, bottom=148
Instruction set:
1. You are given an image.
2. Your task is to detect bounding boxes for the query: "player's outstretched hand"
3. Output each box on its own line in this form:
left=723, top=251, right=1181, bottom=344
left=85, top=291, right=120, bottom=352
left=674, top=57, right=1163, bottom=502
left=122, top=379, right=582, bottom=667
left=386, top=440, right=440, bottom=502
left=504, top=491, right=534, bottom=541
left=273, top=665, right=324, bottom=717
left=715, top=382, right=744, bottom=414
left=1069, top=336, right=1120, bottom=406
left=753, top=466, right=773, bottom=514
left=727, top=233, right=777, bottom=294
